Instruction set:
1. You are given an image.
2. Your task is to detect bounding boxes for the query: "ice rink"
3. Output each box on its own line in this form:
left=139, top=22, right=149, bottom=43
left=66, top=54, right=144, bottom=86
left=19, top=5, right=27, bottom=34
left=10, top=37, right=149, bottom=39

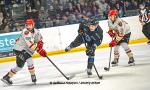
left=0, top=43, right=150, bottom=90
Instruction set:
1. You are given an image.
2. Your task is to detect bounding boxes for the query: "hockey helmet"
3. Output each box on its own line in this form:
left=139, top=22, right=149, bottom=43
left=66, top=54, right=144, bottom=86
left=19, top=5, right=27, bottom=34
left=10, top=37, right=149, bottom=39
left=25, top=19, right=35, bottom=25
left=108, top=10, right=118, bottom=17
left=89, top=17, right=99, bottom=25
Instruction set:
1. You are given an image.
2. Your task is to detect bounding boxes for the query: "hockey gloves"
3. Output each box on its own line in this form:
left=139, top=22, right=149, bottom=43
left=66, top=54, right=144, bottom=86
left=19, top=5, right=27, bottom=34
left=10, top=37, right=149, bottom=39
left=86, top=44, right=96, bottom=56
left=108, top=30, right=115, bottom=37
left=109, top=39, right=117, bottom=47
left=37, top=40, right=47, bottom=57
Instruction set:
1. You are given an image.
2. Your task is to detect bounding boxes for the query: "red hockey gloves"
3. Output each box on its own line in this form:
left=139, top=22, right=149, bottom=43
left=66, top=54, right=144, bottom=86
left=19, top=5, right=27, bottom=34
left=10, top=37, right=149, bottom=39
left=109, top=40, right=118, bottom=47
left=37, top=49, right=47, bottom=57
left=37, top=40, right=44, bottom=50
left=37, top=40, right=46, bottom=57
left=108, top=30, right=115, bottom=37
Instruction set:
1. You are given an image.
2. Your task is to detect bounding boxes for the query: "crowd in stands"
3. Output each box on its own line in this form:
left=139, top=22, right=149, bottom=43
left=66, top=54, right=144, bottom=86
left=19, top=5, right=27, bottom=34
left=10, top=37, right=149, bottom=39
left=0, top=0, right=150, bottom=33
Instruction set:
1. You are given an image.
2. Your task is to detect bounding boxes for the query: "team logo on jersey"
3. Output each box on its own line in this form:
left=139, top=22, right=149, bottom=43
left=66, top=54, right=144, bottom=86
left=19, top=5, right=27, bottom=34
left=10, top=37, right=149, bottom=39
left=24, top=31, right=29, bottom=35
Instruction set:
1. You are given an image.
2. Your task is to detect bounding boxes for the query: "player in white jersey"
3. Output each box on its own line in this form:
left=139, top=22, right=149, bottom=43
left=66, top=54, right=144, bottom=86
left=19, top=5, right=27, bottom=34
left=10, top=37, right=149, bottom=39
left=107, top=10, right=135, bottom=66
left=1, top=19, right=47, bottom=85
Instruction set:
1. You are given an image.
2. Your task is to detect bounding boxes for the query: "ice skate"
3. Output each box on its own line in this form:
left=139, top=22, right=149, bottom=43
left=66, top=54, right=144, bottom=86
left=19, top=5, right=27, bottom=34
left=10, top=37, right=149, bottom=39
left=65, top=46, right=71, bottom=52
left=1, top=73, right=13, bottom=85
left=31, top=74, right=37, bottom=84
left=111, top=58, right=119, bottom=67
left=128, top=57, right=135, bottom=66
left=87, top=69, right=92, bottom=78
left=147, top=40, right=150, bottom=45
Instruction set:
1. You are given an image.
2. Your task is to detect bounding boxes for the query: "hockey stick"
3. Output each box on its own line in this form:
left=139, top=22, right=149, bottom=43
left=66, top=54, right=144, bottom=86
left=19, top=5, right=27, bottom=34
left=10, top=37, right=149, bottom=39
left=81, top=34, right=103, bottom=79
left=104, top=46, right=112, bottom=71
left=104, top=37, right=113, bottom=71
left=93, top=64, right=103, bottom=79
left=46, top=56, right=75, bottom=80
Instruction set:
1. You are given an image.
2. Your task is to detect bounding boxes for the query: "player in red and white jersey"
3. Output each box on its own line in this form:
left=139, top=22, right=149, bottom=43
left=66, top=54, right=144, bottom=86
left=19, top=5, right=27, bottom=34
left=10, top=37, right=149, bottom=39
left=1, top=19, right=46, bottom=85
left=107, top=10, right=135, bottom=66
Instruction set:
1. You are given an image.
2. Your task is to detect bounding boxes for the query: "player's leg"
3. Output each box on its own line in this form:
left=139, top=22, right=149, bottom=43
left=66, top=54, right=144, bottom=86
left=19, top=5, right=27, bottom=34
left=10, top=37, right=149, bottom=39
left=86, top=45, right=95, bottom=76
left=26, top=58, right=36, bottom=83
left=1, top=54, right=25, bottom=85
left=111, top=45, right=120, bottom=66
left=121, top=43, right=135, bottom=65
left=142, top=24, right=150, bottom=44
left=146, top=23, right=150, bottom=44
left=65, top=34, right=84, bottom=52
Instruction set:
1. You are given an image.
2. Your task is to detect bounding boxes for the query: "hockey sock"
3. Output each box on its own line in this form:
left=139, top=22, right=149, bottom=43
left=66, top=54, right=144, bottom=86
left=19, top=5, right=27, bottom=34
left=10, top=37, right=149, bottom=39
left=28, top=64, right=35, bottom=75
left=114, top=51, right=120, bottom=59
left=126, top=49, right=133, bottom=58
left=8, top=69, right=17, bottom=78
left=87, top=56, right=94, bottom=69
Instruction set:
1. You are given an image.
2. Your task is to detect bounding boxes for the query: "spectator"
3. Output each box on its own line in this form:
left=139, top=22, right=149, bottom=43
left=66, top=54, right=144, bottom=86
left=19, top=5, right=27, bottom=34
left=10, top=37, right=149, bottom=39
left=0, top=0, right=145, bottom=32
left=46, top=17, right=53, bottom=27
left=12, top=23, right=22, bottom=32
left=117, top=0, right=126, bottom=17
left=0, top=11, right=10, bottom=33
left=68, top=14, right=77, bottom=24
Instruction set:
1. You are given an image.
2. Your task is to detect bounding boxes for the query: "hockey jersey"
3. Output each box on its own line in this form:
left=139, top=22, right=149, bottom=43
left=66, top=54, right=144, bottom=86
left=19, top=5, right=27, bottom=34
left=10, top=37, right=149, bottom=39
left=139, top=8, right=150, bottom=24
left=14, top=28, right=43, bottom=55
left=78, top=23, right=103, bottom=46
left=108, top=18, right=130, bottom=36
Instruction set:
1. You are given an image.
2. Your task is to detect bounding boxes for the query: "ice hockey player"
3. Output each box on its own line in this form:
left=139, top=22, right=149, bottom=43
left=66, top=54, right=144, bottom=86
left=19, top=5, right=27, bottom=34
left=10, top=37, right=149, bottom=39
left=139, top=3, right=150, bottom=45
left=107, top=10, right=135, bottom=66
left=65, top=16, right=103, bottom=77
left=1, top=19, right=47, bottom=85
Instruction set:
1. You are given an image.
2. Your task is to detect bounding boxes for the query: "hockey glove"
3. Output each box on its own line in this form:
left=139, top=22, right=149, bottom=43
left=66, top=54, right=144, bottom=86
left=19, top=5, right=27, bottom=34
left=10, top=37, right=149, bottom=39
left=109, top=39, right=118, bottom=47
left=37, top=40, right=46, bottom=57
left=37, top=49, right=47, bottom=57
left=108, top=30, right=115, bottom=37
left=86, top=44, right=96, bottom=56
left=37, top=40, right=44, bottom=50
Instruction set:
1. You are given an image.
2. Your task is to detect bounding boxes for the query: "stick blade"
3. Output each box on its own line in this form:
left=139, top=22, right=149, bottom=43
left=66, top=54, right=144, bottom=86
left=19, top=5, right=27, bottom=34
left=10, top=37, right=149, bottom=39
left=104, top=67, right=110, bottom=71
left=67, top=74, right=75, bottom=80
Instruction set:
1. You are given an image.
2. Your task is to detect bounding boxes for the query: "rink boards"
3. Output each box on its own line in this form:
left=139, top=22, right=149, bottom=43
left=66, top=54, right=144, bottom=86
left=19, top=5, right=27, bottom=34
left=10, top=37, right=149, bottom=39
left=0, top=16, right=148, bottom=63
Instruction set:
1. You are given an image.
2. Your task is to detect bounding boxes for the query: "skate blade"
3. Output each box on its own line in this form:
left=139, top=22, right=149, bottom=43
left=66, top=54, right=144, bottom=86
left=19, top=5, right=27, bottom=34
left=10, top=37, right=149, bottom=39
left=32, top=82, right=36, bottom=85
left=129, top=63, right=135, bottom=66
left=88, top=75, right=92, bottom=78
left=1, top=78, right=12, bottom=85
left=112, top=64, right=118, bottom=67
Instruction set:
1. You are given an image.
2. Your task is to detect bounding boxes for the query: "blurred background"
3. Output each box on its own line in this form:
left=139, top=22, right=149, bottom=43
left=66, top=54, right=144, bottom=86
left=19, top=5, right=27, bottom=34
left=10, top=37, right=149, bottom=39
left=0, top=0, right=149, bottom=33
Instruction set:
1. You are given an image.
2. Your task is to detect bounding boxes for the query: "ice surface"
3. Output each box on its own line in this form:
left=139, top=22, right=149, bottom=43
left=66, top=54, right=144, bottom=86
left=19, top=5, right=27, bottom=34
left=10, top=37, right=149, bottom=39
left=0, top=43, right=150, bottom=90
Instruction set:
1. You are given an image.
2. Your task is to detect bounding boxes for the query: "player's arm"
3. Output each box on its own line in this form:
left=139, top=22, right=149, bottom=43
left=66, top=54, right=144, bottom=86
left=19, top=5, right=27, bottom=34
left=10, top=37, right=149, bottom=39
left=36, top=31, right=47, bottom=57
left=93, top=26, right=103, bottom=46
left=107, top=20, right=116, bottom=37
left=114, top=20, right=125, bottom=42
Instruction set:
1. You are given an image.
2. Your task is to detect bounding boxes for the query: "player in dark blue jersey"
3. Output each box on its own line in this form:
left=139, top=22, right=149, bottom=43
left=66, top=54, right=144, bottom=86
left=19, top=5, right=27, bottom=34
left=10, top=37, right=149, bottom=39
left=65, top=17, right=103, bottom=76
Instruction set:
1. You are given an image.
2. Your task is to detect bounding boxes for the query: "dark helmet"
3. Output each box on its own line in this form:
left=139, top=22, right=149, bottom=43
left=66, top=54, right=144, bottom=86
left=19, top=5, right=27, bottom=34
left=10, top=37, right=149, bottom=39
left=79, top=15, right=89, bottom=23
left=89, top=17, right=99, bottom=25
